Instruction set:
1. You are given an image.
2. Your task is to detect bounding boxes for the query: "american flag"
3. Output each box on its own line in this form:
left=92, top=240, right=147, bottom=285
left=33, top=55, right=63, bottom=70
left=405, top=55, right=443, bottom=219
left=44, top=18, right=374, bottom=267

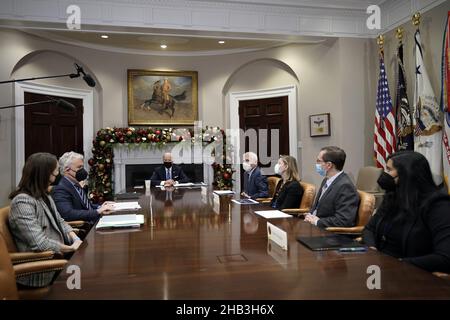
left=374, top=52, right=396, bottom=169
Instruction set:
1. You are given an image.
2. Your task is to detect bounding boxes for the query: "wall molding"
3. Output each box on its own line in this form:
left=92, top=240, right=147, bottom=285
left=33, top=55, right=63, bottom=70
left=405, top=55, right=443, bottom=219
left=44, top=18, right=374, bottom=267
left=14, top=82, right=94, bottom=185
left=0, top=0, right=445, bottom=40
left=229, top=85, right=298, bottom=193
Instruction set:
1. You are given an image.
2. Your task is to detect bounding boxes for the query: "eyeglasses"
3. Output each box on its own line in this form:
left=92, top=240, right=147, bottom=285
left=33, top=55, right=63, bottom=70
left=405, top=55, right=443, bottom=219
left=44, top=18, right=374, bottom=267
left=316, top=159, right=332, bottom=165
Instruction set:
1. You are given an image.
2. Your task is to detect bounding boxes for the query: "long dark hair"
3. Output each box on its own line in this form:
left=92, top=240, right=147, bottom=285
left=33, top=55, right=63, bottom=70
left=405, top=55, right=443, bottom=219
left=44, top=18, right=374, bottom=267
left=9, top=152, right=58, bottom=200
left=379, top=151, right=439, bottom=218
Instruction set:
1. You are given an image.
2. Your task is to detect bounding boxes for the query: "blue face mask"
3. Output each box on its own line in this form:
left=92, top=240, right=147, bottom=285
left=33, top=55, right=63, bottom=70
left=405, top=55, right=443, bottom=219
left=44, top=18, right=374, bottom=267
left=315, top=163, right=327, bottom=177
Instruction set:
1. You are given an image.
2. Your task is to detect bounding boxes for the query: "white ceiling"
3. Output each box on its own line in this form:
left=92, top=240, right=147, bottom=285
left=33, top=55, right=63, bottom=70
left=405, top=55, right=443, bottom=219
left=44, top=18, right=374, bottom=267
left=0, top=0, right=445, bottom=56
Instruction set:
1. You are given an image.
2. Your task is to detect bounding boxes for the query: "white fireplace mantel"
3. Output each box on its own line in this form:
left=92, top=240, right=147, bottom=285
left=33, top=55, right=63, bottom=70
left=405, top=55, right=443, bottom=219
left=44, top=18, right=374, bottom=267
left=113, top=143, right=213, bottom=191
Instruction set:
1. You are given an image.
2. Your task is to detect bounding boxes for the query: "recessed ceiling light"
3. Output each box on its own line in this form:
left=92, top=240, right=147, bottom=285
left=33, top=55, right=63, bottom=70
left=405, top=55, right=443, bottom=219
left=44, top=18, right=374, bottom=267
left=218, top=40, right=225, bottom=44
left=101, top=35, right=109, bottom=39
left=160, top=44, right=167, bottom=49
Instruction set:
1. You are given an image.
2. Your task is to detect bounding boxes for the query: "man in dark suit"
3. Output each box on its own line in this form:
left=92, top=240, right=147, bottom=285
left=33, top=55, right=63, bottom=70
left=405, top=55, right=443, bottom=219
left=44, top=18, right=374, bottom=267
left=304, top=146, right=359, bottom=228
left=52, top=151, right=114, bottom=222
left=241, top=152, right=268, bottom=199
left=150, top=152, right=190, bottom=187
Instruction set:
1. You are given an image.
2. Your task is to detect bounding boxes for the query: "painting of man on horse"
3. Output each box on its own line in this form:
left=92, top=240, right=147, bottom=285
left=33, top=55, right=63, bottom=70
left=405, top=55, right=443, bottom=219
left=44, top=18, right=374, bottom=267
left=140, top=78, right=186, bottom=118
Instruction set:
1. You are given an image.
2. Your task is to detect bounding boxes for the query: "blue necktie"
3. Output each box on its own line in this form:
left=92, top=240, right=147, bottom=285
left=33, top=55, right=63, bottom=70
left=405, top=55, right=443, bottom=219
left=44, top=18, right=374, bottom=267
left=75, top=185, right=91, bottom=210
left=166, top=168, right=172, bottom=180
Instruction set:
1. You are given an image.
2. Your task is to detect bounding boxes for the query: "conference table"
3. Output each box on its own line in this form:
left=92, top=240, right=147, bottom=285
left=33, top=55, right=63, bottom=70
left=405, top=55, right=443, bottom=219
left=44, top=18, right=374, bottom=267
left=46, top=187, right=450, bottom=299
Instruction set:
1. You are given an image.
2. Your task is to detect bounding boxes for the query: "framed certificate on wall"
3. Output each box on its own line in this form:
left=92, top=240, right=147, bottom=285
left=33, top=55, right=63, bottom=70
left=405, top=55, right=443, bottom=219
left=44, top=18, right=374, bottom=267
left=309, top=113, right=331, bottom=137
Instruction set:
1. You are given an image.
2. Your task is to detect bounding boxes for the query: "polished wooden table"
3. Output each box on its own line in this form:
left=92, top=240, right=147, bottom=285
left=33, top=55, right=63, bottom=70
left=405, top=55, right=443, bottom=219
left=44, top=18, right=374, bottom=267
left=46, top=188, right=450, bottom=299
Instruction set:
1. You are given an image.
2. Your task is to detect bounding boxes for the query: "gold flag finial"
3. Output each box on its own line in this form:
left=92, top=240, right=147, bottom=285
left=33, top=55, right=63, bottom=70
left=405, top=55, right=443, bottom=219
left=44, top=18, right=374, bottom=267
left=396, top=27, right=404, bottom=41
left=377, top=34, right=384, bottom=52
left=412, top=12, right=421, bottom=27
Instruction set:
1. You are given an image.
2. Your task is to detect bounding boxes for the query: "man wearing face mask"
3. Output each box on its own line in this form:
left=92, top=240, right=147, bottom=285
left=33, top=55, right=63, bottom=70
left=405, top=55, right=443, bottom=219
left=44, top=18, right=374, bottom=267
left=150, top=152, right=190, bottom=187
left=304, top=146, right=359, bottom=228
left=52, top=151, right=114, bottom=222
left=241, top=152, right=268, bottom=199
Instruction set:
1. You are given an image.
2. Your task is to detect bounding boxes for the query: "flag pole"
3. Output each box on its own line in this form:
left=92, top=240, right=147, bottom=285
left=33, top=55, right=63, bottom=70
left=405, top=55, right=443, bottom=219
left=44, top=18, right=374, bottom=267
left=377, top=34, right=384, bottom=131
left=376, top=34, right=384, bottom=54
left=396, top=27, right=404, bottom=42
left=412, top=12, right=421, bottom=29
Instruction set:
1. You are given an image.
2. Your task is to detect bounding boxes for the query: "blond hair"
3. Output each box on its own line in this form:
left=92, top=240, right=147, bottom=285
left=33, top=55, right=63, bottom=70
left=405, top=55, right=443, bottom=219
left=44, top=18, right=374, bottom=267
left=279, top=155, right=300, bottom=182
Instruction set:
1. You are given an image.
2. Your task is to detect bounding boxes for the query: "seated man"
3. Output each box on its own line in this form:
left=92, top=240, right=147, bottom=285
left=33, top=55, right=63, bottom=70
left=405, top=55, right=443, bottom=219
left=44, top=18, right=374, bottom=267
left=150, top=152, right=190, bottom=187
left=241, top=152, right=268, bottom=199
left=304, top=146, right=359, bottom=228
left=52, top=151, right=114, bottom=222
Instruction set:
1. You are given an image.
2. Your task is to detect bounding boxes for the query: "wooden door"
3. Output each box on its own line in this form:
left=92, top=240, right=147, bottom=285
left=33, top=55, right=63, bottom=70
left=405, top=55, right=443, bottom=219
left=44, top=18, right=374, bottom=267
left=24, top=92, right=84, bottom=159
left=239, top=96, right=289, bottom=188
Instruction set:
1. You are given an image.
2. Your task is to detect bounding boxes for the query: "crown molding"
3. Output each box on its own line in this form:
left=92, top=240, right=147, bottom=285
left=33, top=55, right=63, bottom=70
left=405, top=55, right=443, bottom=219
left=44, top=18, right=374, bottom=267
left=0, top=0, right=446, bottom=41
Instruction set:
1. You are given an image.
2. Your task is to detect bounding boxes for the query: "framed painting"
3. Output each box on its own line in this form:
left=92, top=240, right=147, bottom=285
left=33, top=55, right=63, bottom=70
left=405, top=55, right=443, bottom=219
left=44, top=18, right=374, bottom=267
left=128, top=69, right=198, bottom=125
left=309, top=113, right=331, bottom=137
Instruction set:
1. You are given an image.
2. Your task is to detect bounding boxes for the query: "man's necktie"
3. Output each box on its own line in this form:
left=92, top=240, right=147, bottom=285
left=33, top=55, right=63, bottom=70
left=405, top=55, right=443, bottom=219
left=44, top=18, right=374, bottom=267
left=318, top=183, right=328, bottom=201
left=166, top=168, right=172, bottom=180
left=312, top=180, right=328, bottom=215
left=245, top=172, right=250, bottom=193
left=75, top=185, right=91, bottom=210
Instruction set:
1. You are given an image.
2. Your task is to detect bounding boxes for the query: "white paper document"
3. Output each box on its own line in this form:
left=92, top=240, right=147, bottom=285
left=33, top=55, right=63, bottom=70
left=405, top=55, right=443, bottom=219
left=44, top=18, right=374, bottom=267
left=96, top=214, right=145, bottom=229
left=112, top=201, right=141, bottom=211
left=173, top=182, right=194, bottom=187
left=213, top=190, right=235, bottom=195
left=231, top=198, right=258, bottom=205
left=254, top=210, right=293, bottom=219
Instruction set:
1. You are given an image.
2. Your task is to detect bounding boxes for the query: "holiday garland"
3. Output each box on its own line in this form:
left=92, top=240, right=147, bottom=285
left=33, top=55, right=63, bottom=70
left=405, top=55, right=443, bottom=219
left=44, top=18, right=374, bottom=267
left=88, top=126, right=234, bottom=203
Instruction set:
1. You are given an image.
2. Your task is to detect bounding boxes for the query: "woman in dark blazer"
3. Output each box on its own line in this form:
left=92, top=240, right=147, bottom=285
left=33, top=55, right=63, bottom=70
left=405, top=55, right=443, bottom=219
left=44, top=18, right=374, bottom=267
left=363, top=151, right=450, bottom=273
left=270, top=155, right=304, bottom=210
left=9, top=153, right=83, bottom=287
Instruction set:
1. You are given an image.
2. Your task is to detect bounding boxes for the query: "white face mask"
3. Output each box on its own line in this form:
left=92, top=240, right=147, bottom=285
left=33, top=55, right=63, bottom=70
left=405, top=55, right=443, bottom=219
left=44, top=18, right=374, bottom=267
left=242, top=162, right=252, bottom=172
left=274, top=163, right=283, bottom=175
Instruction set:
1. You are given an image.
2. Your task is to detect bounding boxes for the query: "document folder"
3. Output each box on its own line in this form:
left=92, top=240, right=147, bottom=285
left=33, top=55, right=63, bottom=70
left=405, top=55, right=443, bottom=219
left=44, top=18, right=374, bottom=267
left=297, top=234, right=366, bottom=251
left=96, top=214, right=144, bottom=230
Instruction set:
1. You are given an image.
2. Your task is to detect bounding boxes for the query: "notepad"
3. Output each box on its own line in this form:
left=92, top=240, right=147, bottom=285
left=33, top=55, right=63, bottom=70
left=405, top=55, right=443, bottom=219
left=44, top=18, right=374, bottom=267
left=254, top=210, right=293, bottom=219
left=213, top=190, right=235, bottom=195
left=173, top=182, right=194, bottom=187
left=112, top=201, right=141, bottom=211
left=96, top=214, right=144, bottom=229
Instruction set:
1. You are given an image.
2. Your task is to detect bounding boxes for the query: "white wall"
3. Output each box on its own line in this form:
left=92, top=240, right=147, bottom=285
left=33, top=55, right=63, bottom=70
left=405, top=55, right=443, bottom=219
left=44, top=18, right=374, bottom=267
left=2, top=0, right=448, bottom=206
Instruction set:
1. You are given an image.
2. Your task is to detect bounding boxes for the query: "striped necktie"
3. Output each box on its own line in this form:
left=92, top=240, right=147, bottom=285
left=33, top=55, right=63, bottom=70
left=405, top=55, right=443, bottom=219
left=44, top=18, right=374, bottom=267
left=75, top=184, right=91, bottom=210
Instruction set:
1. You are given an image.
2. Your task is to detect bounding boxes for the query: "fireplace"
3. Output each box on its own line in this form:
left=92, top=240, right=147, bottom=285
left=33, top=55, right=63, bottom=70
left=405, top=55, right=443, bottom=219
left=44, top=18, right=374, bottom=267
left=125, top=164, right=204, bottom=189
left=113, top=144, right=212, bottom=192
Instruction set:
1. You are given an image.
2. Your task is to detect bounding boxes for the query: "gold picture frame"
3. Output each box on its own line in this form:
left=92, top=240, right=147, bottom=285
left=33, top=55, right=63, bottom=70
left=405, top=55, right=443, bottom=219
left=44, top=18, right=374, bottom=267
left=128, top=69, right=198, bottom=125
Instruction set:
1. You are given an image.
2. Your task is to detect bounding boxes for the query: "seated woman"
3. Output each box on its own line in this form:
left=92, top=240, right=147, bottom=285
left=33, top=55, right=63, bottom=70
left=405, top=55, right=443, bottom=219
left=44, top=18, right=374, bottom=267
left=9, top=152, right=83, bottom=287
left=363, top=151, right=450, bottom=273
left=270, top=155, right=304, bottom=210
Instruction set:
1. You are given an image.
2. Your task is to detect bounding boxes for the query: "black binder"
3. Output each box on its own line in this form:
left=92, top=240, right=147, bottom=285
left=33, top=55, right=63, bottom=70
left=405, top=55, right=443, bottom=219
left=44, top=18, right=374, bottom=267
left=296, top=234, right=366, bottom=251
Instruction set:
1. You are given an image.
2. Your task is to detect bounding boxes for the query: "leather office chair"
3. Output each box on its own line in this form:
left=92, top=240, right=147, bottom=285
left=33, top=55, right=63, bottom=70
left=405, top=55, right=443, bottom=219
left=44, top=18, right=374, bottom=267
left=0, top=206, right=56, bottom=264
left=282, top=181, right=316, bottom=216
left=432, top=272, right=450, bottom=280
left=0, top=233, right=67, bottom=300
left=355, top=166, right=385, bottom=209
left=326, top=190, right=375, bottom=235
left=255, top=176, right=281, bottom=203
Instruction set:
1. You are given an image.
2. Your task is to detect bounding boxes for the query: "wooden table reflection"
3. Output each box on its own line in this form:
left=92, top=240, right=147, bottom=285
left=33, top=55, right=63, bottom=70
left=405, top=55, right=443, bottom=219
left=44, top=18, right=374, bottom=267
left=46, top=188, right=450, bottom=299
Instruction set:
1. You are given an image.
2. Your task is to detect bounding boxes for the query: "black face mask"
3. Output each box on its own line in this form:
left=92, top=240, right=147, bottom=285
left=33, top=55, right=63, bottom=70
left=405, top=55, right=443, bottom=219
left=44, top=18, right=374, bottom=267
left=51, top=173, right=62, bottom=186
left=75, top=168, right=89, bottom=182
left=164, top=162, right=172, bottom=169
left=377, top=172, right=397, bottom=191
